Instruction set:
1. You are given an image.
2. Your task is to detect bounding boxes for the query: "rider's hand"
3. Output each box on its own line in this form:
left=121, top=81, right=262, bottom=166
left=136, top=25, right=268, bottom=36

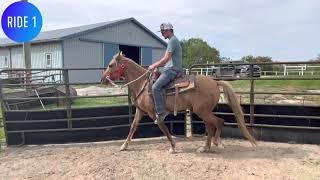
left=148, top=64, right=157, bottom=71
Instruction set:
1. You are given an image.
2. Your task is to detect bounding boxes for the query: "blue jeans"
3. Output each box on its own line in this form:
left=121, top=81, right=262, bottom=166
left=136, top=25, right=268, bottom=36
left=152, top=69, right=178, bottom=114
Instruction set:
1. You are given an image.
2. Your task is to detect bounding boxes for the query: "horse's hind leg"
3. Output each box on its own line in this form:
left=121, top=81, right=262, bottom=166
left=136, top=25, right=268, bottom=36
left=195, top=111, right=224, bottom=152
left=200, top=113, right=225, bottom=149
left=196, top=121, right=214, bottom=153
left=213, top=116, right=224, bottom=149
left=120, top=108, right=144, bottom=151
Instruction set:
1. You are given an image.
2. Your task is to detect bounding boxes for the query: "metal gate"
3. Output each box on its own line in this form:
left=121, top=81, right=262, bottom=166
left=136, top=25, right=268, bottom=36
left=0, top=61, right=319, bottom=146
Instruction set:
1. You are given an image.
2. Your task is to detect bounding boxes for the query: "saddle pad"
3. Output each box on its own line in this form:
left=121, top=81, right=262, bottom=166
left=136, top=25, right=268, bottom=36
left=148, top=75, right=196, bottom=96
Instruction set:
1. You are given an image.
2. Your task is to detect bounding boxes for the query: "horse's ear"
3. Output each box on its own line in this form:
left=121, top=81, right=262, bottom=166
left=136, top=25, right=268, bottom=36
left=120, top=51, right=126, bottom=57
left=115, top=51, right=122, bottom=61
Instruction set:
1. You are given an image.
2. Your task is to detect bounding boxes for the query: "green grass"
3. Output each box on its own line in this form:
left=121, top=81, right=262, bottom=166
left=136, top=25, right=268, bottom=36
left=229, top=79, right=320, bottom=105
left=71, top=97, right=128, bottom=108
left=0, top=110, right=4, bottom=144
left=230, top=79, right=320, bottom=92
left=0, top=128, right=4, bottom=144
left=28, top=96, right=129, bottom=110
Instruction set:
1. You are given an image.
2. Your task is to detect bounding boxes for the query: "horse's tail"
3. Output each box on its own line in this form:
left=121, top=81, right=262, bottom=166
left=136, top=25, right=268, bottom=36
left=217, top=81, right=257, bottom=146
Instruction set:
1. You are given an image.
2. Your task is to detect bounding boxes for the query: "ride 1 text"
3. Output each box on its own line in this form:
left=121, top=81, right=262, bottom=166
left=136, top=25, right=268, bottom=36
left=7, top=16, right=37, bottom=28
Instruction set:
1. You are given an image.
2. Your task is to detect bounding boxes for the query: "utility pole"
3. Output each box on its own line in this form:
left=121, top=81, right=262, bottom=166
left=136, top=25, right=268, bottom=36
left=21, top=0, right=32, bottom=87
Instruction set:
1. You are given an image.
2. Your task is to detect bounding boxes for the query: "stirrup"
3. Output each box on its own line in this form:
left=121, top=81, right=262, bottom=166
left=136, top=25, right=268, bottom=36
left=154, top=112, right=169, bottom=124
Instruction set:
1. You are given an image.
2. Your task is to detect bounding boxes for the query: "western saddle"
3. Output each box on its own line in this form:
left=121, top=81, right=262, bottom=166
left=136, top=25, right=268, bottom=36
left=148, top=71, right=195, bottom=116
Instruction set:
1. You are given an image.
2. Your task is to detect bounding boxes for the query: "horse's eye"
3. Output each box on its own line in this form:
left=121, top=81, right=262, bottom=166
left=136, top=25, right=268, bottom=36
left=108, top=64, right=113, bottom=68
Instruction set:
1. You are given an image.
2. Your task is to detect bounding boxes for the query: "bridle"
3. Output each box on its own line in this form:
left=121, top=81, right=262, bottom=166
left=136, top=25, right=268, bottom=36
left=102, top=60, right=151, bottom=101
left=104, top=60, right=128, bottom=83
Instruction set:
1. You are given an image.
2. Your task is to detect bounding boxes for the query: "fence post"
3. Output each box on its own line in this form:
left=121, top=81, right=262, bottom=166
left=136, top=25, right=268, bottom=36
left=0, top=81, right=8, bottom=146
left=249, top=64, right=255, bottom=126
left=186, top=66, right=194, bottom=137
left=127, top=88, right=133, bottom=124
left=185, top=109, right=193, bottom=137
left=63, top=69, right=72, bottom=129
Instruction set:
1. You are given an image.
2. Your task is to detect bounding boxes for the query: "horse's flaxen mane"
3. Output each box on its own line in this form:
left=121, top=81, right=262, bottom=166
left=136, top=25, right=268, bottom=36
left=120, top=55, right=147, bottom=72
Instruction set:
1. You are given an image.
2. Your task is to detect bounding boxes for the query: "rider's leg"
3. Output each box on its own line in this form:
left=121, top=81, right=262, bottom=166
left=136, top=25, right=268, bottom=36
left=152, top=69, right=177, bottom=123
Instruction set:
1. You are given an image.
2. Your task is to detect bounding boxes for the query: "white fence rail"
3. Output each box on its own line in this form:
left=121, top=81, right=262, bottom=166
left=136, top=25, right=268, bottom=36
left=185, top=67, right=320, bottom=77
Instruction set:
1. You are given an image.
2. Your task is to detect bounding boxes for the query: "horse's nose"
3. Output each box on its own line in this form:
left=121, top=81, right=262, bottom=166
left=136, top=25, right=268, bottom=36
left=100, top=74, right=108, bottom=84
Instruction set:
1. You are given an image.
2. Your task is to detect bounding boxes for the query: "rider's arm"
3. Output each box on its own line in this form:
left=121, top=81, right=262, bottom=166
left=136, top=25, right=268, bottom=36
left=148, top=52, right=172, bottom=70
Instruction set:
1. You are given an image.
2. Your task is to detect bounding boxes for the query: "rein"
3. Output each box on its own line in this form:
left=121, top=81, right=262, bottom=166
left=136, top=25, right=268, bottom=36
left=104, top=70, right=151, bottom=89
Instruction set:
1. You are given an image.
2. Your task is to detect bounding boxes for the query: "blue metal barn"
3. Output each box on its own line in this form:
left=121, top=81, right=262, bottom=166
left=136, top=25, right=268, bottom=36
left=0, top=17, right=167, bottom=82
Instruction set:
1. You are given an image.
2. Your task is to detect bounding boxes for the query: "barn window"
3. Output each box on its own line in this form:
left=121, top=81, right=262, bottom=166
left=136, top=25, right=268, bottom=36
left=45, top=53, right=52, bottom=67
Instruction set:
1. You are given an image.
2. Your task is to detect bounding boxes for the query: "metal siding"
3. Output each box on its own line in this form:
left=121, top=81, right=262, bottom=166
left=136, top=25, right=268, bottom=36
left=82, top=21, right=165, bottom=48
left=152, top=48, right=166, bottom=63
left=0, top=43, right=62, bottom=82
left=30, top=43, right=62, bottom=68
left=0, top=43, right=62, bottom=69
left=63, top=38, right=103, bottom=83
left=0, top=48, right=10, bottom=78
left=0, top=48, right=10, bottom=68
left=30, top=43, right=63, bottom=83
left=141, top=47, right=152, bottom=66
left=10, top=47, right=24, bottom=68
left=104, top=43, right=119, bottom=67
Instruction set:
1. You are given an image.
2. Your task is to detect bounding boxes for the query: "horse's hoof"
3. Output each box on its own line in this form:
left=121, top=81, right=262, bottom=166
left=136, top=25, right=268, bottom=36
left=196, top=146, right=210, bottom=153
left=172, top=141, right=176, bottom=149
left=216, top=143, right=225, bottom=149
left=119, top=143, right=128, bottom=151
left=251, top=142, right=258, bottom=147
left=169, top=148, right=176, bottom=154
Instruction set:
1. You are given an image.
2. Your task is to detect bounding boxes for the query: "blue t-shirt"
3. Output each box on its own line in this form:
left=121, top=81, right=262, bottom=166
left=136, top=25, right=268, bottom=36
left=163, top=35, right=183, bottom=72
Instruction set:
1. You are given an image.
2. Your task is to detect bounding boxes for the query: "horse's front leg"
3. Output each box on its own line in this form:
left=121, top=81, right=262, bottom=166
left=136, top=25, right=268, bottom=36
left=148, top=112, right=176, bottom=153
left=120, top=108, right=144, bottom=151
left=158, top=122, right=176, bottom=153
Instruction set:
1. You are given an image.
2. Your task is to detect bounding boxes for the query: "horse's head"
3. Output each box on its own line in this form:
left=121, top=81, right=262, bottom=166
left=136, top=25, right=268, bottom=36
left=100, top=51, right=128, bottom=84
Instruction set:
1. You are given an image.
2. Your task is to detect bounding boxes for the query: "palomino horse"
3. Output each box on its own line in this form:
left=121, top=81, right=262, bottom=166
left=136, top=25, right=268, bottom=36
left=101, top=52, right=256, bottom=153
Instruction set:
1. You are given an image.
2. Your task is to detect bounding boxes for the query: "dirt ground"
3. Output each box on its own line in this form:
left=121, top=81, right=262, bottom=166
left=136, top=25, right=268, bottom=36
left=0, top=137, right=319, bottom=180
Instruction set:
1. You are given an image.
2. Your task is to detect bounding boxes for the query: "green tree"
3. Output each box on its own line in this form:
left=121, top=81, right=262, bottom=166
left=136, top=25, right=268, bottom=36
left=308, top=54, right=320, bottom=62
left=181, top=38, right=220, bottom=69
left=241, top=55, right=255, bottom=63
left=242, top=55, right=273, bottom=63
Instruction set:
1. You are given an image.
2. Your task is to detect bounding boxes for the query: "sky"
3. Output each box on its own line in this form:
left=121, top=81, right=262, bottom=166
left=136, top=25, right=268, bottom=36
left=1, top=0, right=319, bottom=61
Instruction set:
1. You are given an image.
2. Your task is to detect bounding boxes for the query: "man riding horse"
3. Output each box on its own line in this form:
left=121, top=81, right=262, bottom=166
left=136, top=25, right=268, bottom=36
left=148, top=23, right=183, bottom=124
left=100, top=24, right=256, bottom=153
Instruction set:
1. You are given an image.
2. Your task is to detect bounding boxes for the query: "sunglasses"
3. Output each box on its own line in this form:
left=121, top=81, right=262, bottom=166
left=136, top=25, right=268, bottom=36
left=160, top=29, right=169, bottom=33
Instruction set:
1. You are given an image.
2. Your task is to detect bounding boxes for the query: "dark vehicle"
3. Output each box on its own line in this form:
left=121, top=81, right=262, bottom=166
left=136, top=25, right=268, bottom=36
left=236, top=64, right=261, bottom=77
left=212, top=65, right=235, bottom=77
left=212, top=60, right=261, bottom=78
